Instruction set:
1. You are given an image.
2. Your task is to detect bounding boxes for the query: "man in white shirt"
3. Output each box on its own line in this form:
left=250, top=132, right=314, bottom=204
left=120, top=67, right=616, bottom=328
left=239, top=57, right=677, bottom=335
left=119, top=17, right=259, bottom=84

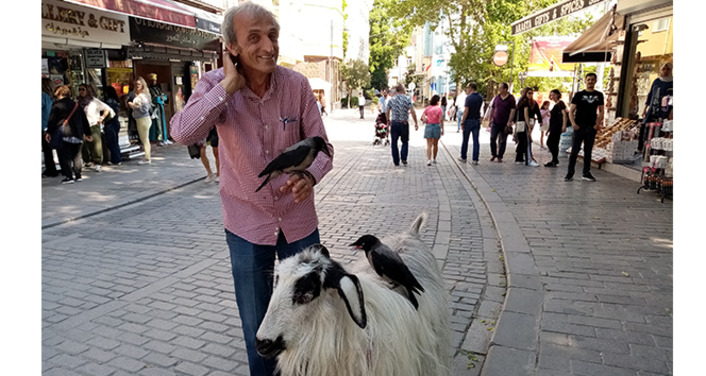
left=358, top=92, right=366, bottom=119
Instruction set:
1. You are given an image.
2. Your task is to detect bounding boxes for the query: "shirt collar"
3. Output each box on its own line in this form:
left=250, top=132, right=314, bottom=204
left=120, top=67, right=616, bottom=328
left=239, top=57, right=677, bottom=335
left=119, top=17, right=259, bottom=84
left=241, top=67, right=279, bottom=102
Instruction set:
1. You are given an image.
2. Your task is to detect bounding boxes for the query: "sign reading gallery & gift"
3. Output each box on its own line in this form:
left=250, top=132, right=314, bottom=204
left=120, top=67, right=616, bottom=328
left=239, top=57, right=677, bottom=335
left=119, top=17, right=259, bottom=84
left=41, top=0, right=130, bottom=46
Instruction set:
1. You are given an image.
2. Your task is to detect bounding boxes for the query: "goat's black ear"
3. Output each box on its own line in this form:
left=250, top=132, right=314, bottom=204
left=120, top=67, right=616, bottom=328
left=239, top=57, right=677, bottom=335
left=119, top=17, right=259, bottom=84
left=323, top=261, right=367, bottom=329
left=337, top=274, right=367, bottom=329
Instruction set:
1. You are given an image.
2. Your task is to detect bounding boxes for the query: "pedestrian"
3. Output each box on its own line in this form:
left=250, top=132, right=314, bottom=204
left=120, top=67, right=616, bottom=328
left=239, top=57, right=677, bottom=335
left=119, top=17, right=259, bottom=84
left=455, top=87, right=467, bottom=133
left=483, top=82, right=516, bottom=163
left=45, top=85, right=93, bottom=184
left=320, top=92, right=328, bottom=116
left=539, top=100, right=551, bottom=150
left=449, top=95, right=457, bottom=121
left=565, top=72, right=605, bottom=182
left=42, top=77, right=59, bottom=178
left=127, top=77, right=153, bottom=165
left=514, top=87, right=540, bottom=166
left=421, top=94, right=444, bottom=166
left=78, top=84, right=114, bottom=172
left=458, top=83, right=484, bottom=165
left=199, top=127, right=220, bottom=183
left=169, top=3, right=334, bottom=376
left=103, top=86, right=123, bottom=166
left=544, top=89, right=568, bottom=167
left=147, top=73, right=168, bottom=144
left=358, top=91, right=366, bottom=119
left=639, top=62, right=672, bottom=152
left=440, top=93, right=447, bottom=120
left=386, top=83, right=419, bottom=166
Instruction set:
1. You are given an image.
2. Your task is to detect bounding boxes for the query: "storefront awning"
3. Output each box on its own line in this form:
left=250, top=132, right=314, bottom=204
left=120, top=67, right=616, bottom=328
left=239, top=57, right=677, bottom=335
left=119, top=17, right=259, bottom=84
left=172, top=1, right=222, bottom=35
left=562, top=9, right=625, bottom=63
left=62, top=0, right=196, bottom=28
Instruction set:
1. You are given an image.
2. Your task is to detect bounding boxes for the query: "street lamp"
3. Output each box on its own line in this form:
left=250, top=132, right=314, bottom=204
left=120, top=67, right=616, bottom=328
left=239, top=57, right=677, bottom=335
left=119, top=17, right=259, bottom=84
left=518, top=71, right=528, bottom=89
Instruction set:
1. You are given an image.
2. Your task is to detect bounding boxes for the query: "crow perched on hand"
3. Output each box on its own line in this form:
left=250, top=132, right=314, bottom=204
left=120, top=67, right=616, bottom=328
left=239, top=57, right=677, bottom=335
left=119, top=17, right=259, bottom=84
left=350, top=234, right=425, bottom=310
left=255, top=136, right=331, bottom=192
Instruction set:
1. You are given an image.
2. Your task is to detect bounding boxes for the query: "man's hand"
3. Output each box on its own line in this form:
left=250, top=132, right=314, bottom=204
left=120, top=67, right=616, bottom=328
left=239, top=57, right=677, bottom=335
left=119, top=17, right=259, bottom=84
left=279, top=173, right=314, bottom=203
left=220, top=51, right=246, bottom=95
left=414, top=122, right=418, bottom=131
left=572, top=124, right=579, bottom=131
left=85, top=135, right=93, bottom=142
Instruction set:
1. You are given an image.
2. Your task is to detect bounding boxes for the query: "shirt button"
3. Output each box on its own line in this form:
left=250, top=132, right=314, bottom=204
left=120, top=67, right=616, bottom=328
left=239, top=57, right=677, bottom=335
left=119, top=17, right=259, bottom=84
left=218, top=96, right=224, bottom=101
left=265, top=125, right=268, bottom=130
left=199, top=116, right=205, bottom=121
left=278, top=217, right=282, bottom=222
left=265, top=150, right=269, bottom=154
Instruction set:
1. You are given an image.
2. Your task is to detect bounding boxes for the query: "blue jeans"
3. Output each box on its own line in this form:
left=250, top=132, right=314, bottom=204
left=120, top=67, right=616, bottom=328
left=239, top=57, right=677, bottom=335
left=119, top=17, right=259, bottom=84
left=225, top=228, right=321, bottom=376
left=103, top=120, right=122, bottom=164
left=390, top=121, right=409, bottom=165
left=461, top=119, right=480, bottom=161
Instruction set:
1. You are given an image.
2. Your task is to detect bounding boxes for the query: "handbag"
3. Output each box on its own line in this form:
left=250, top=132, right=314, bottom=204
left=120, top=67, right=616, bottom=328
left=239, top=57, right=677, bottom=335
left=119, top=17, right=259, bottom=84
left=50, top=102, right=79, bottom=148
left=515, top=121, right=526, bottom=133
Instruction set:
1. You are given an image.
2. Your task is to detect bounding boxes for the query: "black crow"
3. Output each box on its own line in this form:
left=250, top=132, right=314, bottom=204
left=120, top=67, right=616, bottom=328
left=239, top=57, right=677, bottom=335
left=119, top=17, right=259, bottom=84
left=350, top=234, right=425, bottom=309
left=256, top=136, right=331, bottom=192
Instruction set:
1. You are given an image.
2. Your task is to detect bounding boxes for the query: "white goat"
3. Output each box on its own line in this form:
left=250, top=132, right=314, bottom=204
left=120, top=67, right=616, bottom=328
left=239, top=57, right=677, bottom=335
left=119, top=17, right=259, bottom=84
left=255, top=213, right=452, bottom=376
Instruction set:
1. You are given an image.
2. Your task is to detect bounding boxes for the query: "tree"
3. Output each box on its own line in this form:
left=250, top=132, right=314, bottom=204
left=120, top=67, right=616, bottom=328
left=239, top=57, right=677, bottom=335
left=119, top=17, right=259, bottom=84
left=383, top=0, right=598, bottom=96
left=340, top=59, right=371, bottom=108
left=369, top=0, right=412, bottom=90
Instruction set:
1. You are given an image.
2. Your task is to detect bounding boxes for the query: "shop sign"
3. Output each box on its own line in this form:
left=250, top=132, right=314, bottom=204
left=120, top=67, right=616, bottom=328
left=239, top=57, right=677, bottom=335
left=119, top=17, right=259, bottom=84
left=492, top=51, right=509, bottom=67
left=41, top=0, right=130, bottom=45
left=130, top=17, right=220, bottom=51
left=85, top=49, right=106, bottom=68
left=512, top=0, right=607, bottom=35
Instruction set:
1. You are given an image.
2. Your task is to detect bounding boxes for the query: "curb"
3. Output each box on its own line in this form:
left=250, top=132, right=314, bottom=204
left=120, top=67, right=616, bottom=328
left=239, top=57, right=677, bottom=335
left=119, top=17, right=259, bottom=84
left=441, top=140, right=543, bottom=376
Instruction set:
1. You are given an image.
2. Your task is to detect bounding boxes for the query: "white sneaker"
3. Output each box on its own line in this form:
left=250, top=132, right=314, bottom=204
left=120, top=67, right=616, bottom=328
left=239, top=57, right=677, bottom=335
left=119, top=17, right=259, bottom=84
left=93, top=165, right=102, bottom=172
left=426, top=160, right=432, bottom=166
left=215, top=175, right=220, bottom=183
left=472, top=160, right=479, bottom=165
left=137, top=159, right=151, bottom=165
left=433, top=159, right=437, bottom=164
left=529, top=161, right=540, bottom=167
left=205, top=175, right=214, bottom=183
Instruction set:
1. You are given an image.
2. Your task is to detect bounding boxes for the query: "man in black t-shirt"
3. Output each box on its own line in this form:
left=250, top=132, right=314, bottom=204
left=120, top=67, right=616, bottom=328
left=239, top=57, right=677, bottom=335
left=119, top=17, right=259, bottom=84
left=565, top=73, right=604, bottom=182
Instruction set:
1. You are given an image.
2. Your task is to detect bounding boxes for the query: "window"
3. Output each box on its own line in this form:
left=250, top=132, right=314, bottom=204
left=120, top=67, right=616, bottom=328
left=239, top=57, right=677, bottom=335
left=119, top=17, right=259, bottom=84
left=652, top=17, right=671, bottom=33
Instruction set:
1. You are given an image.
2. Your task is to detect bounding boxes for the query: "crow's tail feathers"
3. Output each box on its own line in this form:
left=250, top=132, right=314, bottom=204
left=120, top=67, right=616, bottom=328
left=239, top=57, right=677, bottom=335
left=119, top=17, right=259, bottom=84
left=255, top=175, right=270, bottom=192
left=409, top=212, right=428, bottom=235
left=406, top=286, right=420, bottom=310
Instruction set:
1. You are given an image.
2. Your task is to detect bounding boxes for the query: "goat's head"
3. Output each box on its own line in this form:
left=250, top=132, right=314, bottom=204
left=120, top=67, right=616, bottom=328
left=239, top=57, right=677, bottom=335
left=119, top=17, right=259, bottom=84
left=255, top=244, right=367, bottom=359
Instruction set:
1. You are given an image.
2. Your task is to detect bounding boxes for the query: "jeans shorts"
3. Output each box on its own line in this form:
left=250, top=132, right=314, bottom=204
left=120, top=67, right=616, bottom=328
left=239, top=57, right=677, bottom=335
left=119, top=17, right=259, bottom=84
left=424, top=123, right=441, bottom=138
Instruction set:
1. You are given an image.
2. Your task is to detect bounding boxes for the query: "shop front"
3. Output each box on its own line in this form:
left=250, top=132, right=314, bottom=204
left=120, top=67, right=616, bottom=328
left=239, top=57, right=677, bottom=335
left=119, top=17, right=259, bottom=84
left=41, top=0, right=131, bottom=97
left=128, top=15, right=220, bottom=143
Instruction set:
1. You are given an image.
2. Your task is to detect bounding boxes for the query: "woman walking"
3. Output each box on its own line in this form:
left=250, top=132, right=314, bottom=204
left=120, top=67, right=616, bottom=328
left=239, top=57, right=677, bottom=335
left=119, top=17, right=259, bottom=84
left=514, top=87, right=541, bottom=166
left=128, top=77, right=153, bottom=165
left=545, top=89, right=568, bottom=167
left=421, top=94, right=444, bottom=166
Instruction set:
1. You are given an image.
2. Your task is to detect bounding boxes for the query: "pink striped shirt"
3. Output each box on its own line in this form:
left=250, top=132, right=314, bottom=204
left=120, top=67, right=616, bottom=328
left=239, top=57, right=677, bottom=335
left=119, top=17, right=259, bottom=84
left=170, top=66, right=334, bottom=245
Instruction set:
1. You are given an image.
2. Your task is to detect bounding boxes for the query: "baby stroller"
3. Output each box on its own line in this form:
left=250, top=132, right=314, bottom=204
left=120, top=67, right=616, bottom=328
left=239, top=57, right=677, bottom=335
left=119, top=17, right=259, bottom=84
left=372, top=112, right=389, bottom=146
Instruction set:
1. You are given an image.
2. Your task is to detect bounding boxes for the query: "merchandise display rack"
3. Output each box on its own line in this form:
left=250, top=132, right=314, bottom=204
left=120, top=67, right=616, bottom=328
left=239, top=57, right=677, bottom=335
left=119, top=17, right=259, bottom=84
left=637, top=120, right=673, bottom=203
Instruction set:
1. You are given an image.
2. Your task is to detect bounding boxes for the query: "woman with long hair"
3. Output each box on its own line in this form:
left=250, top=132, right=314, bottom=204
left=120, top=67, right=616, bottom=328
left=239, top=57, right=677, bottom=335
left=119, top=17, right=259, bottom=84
left=421, top=94, right=444, bottom=166
left=103, top=86, right=123, bottom=165
left=514, top=87, right=540, bottom=166
left=78, top=83, right=114, bottom=171
left=545, top=89, right=568, bottom=167
left=539, top=100, right=551, bottom=150
left=128, top=77, right=153, bottom=164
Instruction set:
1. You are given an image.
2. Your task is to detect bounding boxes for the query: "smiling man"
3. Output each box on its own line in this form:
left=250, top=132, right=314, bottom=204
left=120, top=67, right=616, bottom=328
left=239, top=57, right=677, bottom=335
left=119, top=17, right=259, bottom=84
left=169, top=3, right=333, bottom=375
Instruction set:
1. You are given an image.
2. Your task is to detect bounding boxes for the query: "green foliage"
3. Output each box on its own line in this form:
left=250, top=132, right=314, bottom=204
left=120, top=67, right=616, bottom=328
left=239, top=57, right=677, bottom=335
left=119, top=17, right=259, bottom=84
left=405, top=64, right=423, bottom=89
left=382, top=0, right=603, bottom=96
left=342, top=0, right=349, bottom=57
left=369, top=0, right=412, bottom=86
left=370, top=69, right=389, bottom=91
left=340, top=59, right=371, bottom=108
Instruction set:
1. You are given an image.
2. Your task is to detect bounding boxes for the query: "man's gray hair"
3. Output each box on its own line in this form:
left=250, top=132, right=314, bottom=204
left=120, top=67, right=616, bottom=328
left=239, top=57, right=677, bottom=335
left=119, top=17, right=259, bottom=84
left=221, top=2, right=280, bottom=46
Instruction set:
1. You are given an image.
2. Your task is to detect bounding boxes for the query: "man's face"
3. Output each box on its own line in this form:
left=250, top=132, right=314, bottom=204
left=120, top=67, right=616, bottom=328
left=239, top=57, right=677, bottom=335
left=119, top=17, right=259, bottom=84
left=585, top=75, right=597, bottom=90
left=660, top=64, right=672, bottom=77
left=228, top=12, right=279, bottom=77
left=499, top=85, right=508, bottom=95
left=465, top=86, right=472, bottom=94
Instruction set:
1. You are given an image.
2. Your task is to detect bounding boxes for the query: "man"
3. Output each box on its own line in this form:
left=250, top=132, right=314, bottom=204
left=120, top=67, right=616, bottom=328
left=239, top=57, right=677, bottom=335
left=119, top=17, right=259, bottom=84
left=147, top=73, right=168, bottom=144
left=386, top=84, right=419, bottom=166
left=358, top=91, right=366, bottom=119
left=483, top=82, right=516, bottom=163
left=440, top=93, right=447, bottom=121
left=459, top=83, right=483, bottom=164
left=170, top=3, right=334, bottom=376
left=565, top=72, right=604, bottom=182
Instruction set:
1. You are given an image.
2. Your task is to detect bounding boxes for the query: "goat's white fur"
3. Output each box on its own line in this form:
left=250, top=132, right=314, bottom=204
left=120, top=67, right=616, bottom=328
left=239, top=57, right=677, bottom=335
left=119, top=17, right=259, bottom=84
left=257, top=213, right=452, bottom=376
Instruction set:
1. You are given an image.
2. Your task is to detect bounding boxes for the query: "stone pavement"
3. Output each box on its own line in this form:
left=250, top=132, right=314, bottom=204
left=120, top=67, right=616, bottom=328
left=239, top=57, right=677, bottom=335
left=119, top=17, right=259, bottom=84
left=41, top=107, right=672, bottom=376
